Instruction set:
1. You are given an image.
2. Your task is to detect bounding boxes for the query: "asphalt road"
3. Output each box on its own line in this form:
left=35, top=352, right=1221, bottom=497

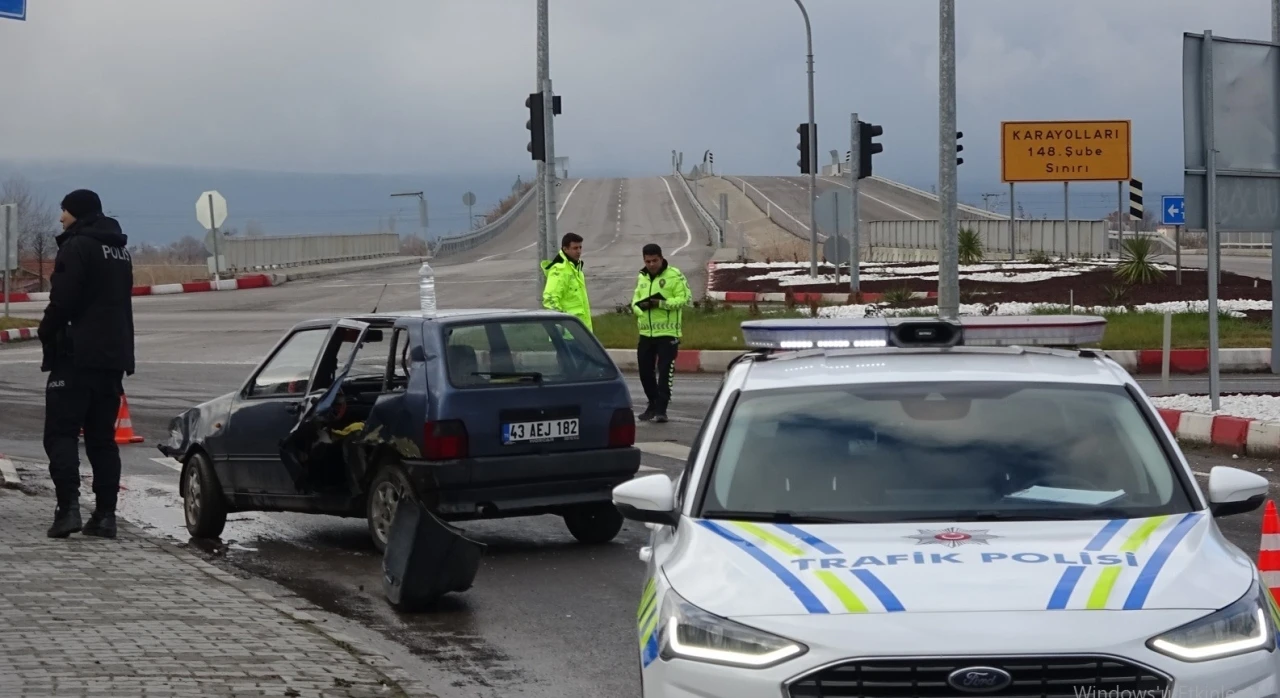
left=1158, top=252, right=1275, bottom=281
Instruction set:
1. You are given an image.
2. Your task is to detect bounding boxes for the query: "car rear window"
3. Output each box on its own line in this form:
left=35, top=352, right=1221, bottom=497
left=443, top=318, right=616, bottom=387
left=701, top=382, right=1193, bottom=522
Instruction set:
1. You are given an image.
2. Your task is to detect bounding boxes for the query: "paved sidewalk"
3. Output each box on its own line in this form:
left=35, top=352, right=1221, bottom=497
left=0, top=464, right=434, bottom=697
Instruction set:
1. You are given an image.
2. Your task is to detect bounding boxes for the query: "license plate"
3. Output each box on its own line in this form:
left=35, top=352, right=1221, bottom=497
left=502, top=418, right=579, bottom=444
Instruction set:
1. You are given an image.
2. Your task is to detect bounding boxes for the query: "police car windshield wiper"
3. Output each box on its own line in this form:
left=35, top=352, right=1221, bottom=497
left=907, top=508, right=1134, bottom=523
left=702, top=510, right=860, bottom=524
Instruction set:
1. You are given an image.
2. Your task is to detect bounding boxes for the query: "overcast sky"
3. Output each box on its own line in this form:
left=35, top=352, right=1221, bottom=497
left=0, top=0, right=1265, bottom=196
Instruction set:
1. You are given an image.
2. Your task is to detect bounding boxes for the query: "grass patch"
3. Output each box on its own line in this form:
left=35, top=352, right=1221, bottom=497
left=0, top=316, right=37, bottom=332
left=591, top=308, right=1272, bottom=351
left=593, top=307, right=807, bottom=351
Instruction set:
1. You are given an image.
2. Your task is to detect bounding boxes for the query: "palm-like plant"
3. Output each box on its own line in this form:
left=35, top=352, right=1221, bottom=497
left=958, top=228, right=984, bottom=265
left=1114, top=237, right=1165, bottom=285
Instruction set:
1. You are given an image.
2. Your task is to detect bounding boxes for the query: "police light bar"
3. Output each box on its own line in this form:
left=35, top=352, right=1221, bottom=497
left=740, top=315, right=1106, bottom=350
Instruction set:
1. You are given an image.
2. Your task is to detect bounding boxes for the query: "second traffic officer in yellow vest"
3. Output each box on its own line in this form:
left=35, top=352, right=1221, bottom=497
left=541, top=232, right=592, bottom=333
left=631, top=243, right=690, bottom=423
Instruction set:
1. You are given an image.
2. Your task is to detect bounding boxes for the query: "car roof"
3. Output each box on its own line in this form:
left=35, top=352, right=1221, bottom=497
left=737, top=347, right=1130, bottom=392
left=289, top=308, right=571, bottom=330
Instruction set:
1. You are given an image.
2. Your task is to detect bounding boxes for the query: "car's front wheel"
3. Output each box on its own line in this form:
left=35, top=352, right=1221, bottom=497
left=367, top=464, right=413, bottom=554
left=563, top=502, right=624, bottom=544
left=183, top=451, right=227, bottom=539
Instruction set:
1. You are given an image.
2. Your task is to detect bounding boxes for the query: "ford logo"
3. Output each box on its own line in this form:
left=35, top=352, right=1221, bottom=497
left=946, top=667, right=1012, bottom=693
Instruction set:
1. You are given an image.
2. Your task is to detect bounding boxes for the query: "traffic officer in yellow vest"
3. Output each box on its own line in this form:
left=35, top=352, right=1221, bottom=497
left=541, top=232, right=592, bottom=332
left=631, top=243, right=690, bottom=423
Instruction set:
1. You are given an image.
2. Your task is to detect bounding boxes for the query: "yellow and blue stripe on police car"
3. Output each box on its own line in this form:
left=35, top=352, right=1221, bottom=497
left=697, top=520, right=905, bottom=614
left=638, top=576, right=660, bottom=668
left=695, top=514, right=1206, bottom=614
left=1046, top=513, right=1204, bottom=610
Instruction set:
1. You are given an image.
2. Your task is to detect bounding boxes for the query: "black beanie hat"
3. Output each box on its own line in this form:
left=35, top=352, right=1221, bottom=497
left=60, top=189, right=102, bottom=220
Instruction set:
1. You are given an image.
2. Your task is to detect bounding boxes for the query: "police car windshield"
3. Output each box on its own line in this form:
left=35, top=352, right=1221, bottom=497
left=701, top=382, right=1194, bottom=523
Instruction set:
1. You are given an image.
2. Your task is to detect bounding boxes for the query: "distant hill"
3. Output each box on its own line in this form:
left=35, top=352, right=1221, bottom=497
left=0, top=160, right=537, bottom=245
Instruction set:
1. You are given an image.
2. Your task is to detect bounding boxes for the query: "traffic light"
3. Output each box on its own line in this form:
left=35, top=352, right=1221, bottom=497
left=858, top=121, right=883, bottom=180
left=956, top=131, right=964, bottom=166
left=797, top=123, right=815, bottom=174
left=526, top=92, right=545, bottom=161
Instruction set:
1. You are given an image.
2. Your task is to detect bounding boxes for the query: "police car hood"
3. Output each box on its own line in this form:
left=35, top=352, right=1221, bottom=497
left=663, top=514, right=1252, bottom=618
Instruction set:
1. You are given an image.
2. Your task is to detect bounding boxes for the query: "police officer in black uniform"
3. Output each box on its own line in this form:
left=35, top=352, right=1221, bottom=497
left=39, top=189, right=136, bottom=539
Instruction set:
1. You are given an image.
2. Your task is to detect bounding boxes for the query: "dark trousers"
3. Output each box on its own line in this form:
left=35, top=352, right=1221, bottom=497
left=637, top=336, right=679, bottom=414
left=43, top=367, right=124, bottom=511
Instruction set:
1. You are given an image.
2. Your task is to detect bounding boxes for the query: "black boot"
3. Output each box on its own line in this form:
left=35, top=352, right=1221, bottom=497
left=638, top=406, right=655, bottom=421
left=47, top=503, right=82, bottom=538
left=82, top=510, right=117, bottom=539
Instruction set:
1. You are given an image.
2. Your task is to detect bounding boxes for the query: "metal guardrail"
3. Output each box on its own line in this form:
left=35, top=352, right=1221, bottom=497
left=865, top=219, right=1110, bottom=258
left=432, top=184, right=538, bottom=258
left=723, top=175, right=814, bottom=242
left=221, top=233, right=400, bottom=271
left=867, top=176, right=1006, bottom=221
left=674, top=173, right=722, bottom=246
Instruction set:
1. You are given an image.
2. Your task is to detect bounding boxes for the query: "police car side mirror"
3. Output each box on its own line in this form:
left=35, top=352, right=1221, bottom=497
left=1206, top=466, right=1269, bottom=518
left=613, top=474, right=678, bottom=527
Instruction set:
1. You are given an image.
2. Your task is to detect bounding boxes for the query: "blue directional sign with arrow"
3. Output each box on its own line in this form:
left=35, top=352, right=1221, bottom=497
left=1161, top=195, right=1185, bottom=226
left=0, top=0, right=25, bottom=20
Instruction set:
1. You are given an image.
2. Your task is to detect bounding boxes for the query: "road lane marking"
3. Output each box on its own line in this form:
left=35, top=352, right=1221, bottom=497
left=152, top=457, right=183, bottom=472
left=477, top=177, right=583, bottom=262
left=820, top=176, right=926, bottom=220
left=660, top=177, right=694, bottom=256
left=637, top=442, right=691, bottom=461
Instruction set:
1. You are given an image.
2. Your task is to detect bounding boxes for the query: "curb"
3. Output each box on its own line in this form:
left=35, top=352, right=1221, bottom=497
left=605, top=348, right=1274, bottom=376
left=708, top=290, right=939, bottom=303
left=0, top=455, right=18, bottom=488
left=1, top=273, right=278, bottom=304
left=0, top=326, right=36, bottom=344
left=1156, top=408, right=1280, bottom=458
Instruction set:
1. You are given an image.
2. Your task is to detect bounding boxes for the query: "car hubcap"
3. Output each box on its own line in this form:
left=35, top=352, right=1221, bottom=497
left=372, top=480, right=403, bottom=544
left=185, top=464, right=201, bottom=524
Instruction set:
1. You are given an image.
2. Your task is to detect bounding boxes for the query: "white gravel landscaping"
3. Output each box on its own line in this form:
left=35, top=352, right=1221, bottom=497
left=815, top=299, right=1272, bottom=319
left=718, top=260, right=1180, bottom=288
left=1149, top=394, right=1280, bottom=422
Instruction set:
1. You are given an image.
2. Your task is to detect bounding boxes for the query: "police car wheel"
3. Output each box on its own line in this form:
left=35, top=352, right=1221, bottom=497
left=563, top=502, right=624, bottom=544
left=183, top=451, right=227, bottom=539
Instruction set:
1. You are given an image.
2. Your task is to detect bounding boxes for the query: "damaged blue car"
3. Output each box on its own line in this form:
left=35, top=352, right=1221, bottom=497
left=158, top=309, right=641, bottom=553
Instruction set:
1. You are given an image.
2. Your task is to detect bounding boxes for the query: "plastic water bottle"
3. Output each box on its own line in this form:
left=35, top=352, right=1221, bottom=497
left=418, top=261, right=436, bottom=316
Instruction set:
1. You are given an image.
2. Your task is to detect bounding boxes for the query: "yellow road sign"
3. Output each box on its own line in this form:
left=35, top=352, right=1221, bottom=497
left=1001, top=120, right=1131, bottom=183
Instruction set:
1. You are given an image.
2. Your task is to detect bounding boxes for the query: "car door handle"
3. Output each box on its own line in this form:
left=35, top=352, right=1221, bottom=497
left=639, top=546, right=652, bottom=563
left=285, top=402, right=302, bottom=415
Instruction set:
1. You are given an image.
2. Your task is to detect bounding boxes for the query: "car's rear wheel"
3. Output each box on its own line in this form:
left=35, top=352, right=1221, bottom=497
left=563, top=502, right=624, bottom=544
left=183, top=451, right=227, bottom=539
left=367, top=464, right=412, bottom=554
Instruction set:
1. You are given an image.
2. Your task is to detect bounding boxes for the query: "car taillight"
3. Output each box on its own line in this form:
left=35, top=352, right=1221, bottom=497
left=608, top=408, right=635, bottom=448
left=423, top=420, right=468, bottom=460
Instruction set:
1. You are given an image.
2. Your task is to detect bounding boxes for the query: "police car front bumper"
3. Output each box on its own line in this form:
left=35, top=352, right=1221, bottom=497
left=640, top=610, right=1280, bottom=698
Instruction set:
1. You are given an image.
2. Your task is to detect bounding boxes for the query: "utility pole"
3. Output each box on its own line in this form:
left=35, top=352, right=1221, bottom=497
left=937, top=0, right=959, bottom=318
left=794, top=0, right=818, bottom=278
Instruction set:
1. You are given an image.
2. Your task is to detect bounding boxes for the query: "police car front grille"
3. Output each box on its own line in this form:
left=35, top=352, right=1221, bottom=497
left=786, top=656, right=1170, bottom=698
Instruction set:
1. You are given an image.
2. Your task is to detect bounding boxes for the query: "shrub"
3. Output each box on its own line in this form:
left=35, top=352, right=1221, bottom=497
left=882, top=286, right=914, bottom=307
left=1027, top=250, right=1052, bottom=264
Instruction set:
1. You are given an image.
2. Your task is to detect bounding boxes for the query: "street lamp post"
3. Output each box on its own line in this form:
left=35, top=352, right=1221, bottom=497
left=390, top=191, right=429, bottom=256
left=793, top=0, right=818, bottom=277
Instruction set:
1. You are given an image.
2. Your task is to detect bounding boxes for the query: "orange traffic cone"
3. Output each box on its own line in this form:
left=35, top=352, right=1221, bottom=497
left=1259, top=500, right=1280, bottom=603
left=113, top=395, right=144, bottom=445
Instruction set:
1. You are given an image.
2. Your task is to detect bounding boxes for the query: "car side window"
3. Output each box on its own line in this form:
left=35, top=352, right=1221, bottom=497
left=248, top=328, right=329, bottom=398
left=386, top=329, right=409, bottom=392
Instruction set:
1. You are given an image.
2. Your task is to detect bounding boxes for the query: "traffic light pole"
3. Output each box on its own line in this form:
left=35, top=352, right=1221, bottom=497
left=543, top=77, right=558, bottom=252
left=849, top=114, right=861, bottom=292
left=535, top=0, right=550, bottom=271
left=794, top=0, right=818, bottom=278
left=937, top=0, right=960, bottom=319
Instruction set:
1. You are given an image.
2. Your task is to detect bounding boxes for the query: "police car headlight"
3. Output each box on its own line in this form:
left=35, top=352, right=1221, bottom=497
left=1148, top=579, right=1277, bottom=662
left=658, top=588, right=807, bottom=669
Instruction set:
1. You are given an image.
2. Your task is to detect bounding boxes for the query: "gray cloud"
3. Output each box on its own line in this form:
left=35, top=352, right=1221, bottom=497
left=0, top=0, right=1265, bottom=192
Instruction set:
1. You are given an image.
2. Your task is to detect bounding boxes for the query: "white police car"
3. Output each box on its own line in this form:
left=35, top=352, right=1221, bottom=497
left=613, top=315, right=1279, bottom=698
